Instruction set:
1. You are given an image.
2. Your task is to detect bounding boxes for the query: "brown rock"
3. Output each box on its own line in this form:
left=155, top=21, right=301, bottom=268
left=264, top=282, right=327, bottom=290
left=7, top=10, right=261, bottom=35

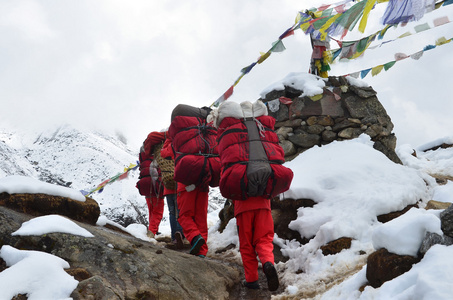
left=0, top=192, right=100, bottom=225
left=366, top=248, right=420, bottom=288
left=320, top=237, right=352, bottom=255
left=425, top=200, right=452, bottom=210
left=377, top=204, right=417, bottom=223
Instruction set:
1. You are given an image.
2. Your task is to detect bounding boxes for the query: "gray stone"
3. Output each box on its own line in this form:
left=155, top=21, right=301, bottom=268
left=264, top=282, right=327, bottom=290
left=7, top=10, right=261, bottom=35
left=276, top=126, right=293, bottom=141
left=440, top=204, right=453, bottom=238
left=275, top=119, right=303, bottom=128
left=307, top=125, right=325, bottom=135
left=280, top=140, right=297, bottom=157
left=338, top=128, right=363, bottom=139
left=373, top=140, right=402, bottom=164
left=288, top=133, right=320, bottom=148
left=419, top=232, right=453, bottom=256
left=269, top=102, right=289, bottom=122
left=332, top=118, right=360, bottom=132
left=321, top=130, right=337, bottom=143
left=365, top=124, right=383, bottom=138
left=349, top=85, right=377, bottom=99
left=343, top=96, right=388, bottom=119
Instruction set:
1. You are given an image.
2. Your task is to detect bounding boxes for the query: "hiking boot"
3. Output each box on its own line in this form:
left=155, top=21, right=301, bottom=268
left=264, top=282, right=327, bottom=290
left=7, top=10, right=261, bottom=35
left=263, top=262, right=279, bottom=292
left=175, top=231, right=184, bottom=250
left=242, top=280, right=260, bottom=290
left=146, top=230, right=155, bottom=239
left=189, top=235, right=205, bottom=255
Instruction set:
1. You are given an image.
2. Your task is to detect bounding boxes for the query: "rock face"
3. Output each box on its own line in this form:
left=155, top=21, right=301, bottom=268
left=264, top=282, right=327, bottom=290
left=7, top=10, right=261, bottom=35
left=260, top=76, right=401, bottom=164
left=0, top=197, right=239, bottom=299
left=0, top=192, right=100, bottom=225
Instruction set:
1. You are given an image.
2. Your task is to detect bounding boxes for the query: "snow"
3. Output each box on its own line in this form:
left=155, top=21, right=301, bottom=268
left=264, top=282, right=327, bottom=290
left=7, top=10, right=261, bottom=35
left=12, top=215, right=94, bottom=238
left=0, top=246, right=78, bottom=300
left=0, top=175, right=86, bottom=202
left=260, top=72, right=326, bottom=98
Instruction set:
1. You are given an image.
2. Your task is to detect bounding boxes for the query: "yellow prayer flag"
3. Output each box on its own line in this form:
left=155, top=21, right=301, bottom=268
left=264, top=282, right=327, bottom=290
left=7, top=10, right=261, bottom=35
left=358, top=0, right=377, bottom=33
left=398, top=32, right=412, bottom=39
left=371, top=65, right=384, bottom=76
left=300, top=22, right=311, bottom=32
left=436, top=37, right=450, bottom=46
left=319, top=14, right=341, bottom=40
left=257, top=52, right=271, bottom=64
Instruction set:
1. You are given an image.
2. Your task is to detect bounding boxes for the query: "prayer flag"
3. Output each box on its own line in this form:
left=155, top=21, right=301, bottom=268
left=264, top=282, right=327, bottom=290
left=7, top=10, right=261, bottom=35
left=433, top=16, right=450, bottom=27
left=270, top=40, right=286, bottom=52
left=257, top=52, right=271, bottom=64
left=394, top=53, right=409, bottom=61
left=371, top=65, right=384, bottom=76
left=423, top=44, right=436, bottom=51
left=410, top=50, right=424, bottom=60
left=361, top=68, right=371, bottom=78
left=414, top=23, right=430, bottom=33
left=383, top=61, right=396, bottom=71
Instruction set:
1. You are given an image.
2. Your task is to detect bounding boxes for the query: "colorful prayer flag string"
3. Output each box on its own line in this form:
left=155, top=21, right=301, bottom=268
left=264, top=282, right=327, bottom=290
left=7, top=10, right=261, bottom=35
left=328, top=15, right=451, bottom=63
left=343, top=36, right=452, bottom=79
left=210, top=0, right=452, bottom=108
left=80, top=162, right=139, bottom=197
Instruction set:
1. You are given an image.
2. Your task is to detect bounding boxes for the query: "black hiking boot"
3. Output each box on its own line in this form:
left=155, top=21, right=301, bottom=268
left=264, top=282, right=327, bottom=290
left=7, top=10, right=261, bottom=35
left=242, top=280, right=260, bottom=290
left=189, top=235, right=205, bottom=255
left=263, top=262, right=279, bottom=292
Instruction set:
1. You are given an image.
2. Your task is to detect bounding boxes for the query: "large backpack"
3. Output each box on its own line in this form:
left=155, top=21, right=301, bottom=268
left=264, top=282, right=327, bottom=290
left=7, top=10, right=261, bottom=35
left=135, top=131, right=166, bottom=197
left=168, top=104, right=221, bottom=188
left=153, top=141, right=177, bottom=190
left=215, top=100, right=293, bottom=200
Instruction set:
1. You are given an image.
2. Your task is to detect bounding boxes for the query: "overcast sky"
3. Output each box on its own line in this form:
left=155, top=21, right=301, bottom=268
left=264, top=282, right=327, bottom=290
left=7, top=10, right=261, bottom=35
left=1, top=0, right=452, bottom=150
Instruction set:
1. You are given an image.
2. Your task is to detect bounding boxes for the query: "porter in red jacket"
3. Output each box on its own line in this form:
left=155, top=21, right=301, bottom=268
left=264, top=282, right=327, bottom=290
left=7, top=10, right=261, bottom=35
left=168, top=104, right=220, bottom=257
left=214, top=100, right=293, bottom=291
left=136, top=131, right=166, bottom=238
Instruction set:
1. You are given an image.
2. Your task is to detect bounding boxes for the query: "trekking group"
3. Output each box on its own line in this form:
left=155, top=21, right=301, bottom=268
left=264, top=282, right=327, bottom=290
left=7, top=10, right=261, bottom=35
left=136, top=100, right=294, bottom=292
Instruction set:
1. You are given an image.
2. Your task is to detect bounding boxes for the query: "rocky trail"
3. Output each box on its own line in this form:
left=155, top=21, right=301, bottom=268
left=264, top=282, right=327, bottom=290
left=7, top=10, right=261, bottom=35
left=156, top=235, right=283, bottom=300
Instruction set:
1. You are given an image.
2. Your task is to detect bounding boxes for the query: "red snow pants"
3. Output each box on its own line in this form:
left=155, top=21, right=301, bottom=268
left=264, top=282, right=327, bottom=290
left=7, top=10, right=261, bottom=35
left=236, top=208, right=275, bottom=282
left=146, top=196, right=165, bottom=234
left=177, top=187, right=209, bottom=256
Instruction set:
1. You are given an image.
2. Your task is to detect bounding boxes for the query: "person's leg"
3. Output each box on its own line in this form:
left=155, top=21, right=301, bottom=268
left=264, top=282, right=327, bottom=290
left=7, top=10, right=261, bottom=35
left=145, top=197, right=153, bottom=234
left=193, top=189, right=209, bottom=256
left=166, top=193, right=177, bottom=240
left=253, top=209, right=279, bottom=292
left=177, top=189, right=200, bottom=245
left=148, top=196, right=165, bottom=234
left=253, top=209, right=275, bottom=264
left=236, top=210, right=259, bottom=283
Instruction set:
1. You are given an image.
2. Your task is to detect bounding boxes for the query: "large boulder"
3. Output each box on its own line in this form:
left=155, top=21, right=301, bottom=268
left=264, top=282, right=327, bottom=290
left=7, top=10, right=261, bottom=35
left=0, top=192, right=100, bottom=225
left=0, top=206, right=239, bottom=300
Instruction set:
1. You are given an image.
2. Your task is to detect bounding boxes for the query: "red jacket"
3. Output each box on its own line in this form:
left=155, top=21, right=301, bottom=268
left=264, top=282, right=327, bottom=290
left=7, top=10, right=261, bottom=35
left=217, top=115, right=293, bottom=200
left=136, top=132, right=166, bottom=197
left=168, top=115, right=220, bottom=189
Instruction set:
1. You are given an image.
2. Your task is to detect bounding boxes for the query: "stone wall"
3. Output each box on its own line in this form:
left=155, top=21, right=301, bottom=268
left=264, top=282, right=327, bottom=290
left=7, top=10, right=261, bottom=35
left=259, top=75, right=402, bottom=164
